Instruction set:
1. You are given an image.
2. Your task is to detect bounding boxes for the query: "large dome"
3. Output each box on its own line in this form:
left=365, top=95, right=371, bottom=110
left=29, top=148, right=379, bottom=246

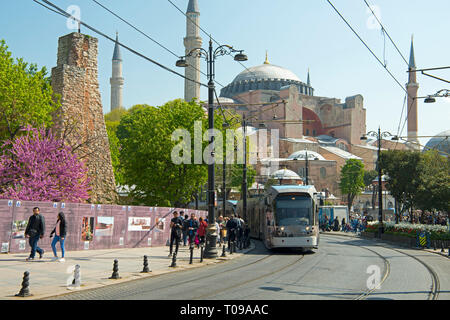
left=424, top=130, right=450, bottom=156
left=232, top=63, right=302, bottom=83
left=220, top=58, right=314, bottom=100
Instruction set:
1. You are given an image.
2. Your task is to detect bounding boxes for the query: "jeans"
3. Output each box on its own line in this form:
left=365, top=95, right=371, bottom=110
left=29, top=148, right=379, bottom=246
left=51, top=235, right=65, bottom=258
left=28, top=235, right=43, bottom=259
left=182, top=232, right=188, bottom=246
left=169, top=232, right=180, bottom=255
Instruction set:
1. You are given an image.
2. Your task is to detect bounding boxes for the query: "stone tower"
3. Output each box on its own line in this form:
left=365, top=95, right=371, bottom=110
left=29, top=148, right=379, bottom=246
left=406, top=36, right=420, bottom=150
left=110, top=32, right=124, bottom=111
left=51, top=32, right=118, bottom=204
left=184, top=0, right=202, bottom=102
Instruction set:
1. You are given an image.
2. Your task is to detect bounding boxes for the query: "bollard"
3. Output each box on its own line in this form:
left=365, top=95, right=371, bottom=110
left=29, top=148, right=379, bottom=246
left=221, top=244, right=226, bottom=257
left=189, top=245, right=194, bottom=264
left=441, top=241, right=445, bottom=253
left=141, top=255, right=151, bottom=273
left=15, top=271, right=32, bottom=297
left=239, top=239, right=243, bottom=250
left=200, top=245, right=204, bottom=263
left=72, top=264, right=81, bottom=287
left=170, top=252, right=177, bottom=268
left=433, top=240, right=436, bottom=251
left=234, top=241, right=237, bottom=253
left=109, top=259, right=121, bottom=279
left=230, top=241, right=234, bottom=254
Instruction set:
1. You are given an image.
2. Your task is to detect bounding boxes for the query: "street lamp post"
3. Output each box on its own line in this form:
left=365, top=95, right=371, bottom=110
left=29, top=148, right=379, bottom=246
left=176, top=39, right=247, bottom=258
left=361, top=127, right=393, bottom=238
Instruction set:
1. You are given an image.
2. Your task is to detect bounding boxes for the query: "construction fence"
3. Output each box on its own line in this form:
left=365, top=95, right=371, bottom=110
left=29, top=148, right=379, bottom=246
left=0, top=199, right=207, bottom=254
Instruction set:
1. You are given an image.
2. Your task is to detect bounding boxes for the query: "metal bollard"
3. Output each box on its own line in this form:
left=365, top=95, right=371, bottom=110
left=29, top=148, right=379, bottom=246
left=170, top=252, right=177, bottom=268
left=189, top=245, right=194, bottom=264
left=239, top=239, right=243, bottom=250
left=433, top=240, right=436, bottom=251
left=72, top=264, right=81, bottom=287
left=234, top=241, right=237, bottom=253
left=141, top=255, right=151, bottom=273
left=230, top=241, right=234, bottom=254
left=109, top=259, right=121, bottom=279
left=221, top=244, right=226, bottom=257
left=441, top=241, right=445, bottom=253
left=200, top=245, right=204, bottom=263
left=15, top=271, right=32, bottom=297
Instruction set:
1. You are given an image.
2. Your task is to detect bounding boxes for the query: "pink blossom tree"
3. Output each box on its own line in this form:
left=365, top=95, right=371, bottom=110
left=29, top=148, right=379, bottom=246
left=0, top=126, right=90, bottom=202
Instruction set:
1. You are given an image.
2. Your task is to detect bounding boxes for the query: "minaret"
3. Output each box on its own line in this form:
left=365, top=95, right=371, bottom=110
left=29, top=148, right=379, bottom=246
left=110, top=32, right=124, bottom=111
left=184, top=0, right=202, bottom=102
left=406, top=36, right=419, bottom=150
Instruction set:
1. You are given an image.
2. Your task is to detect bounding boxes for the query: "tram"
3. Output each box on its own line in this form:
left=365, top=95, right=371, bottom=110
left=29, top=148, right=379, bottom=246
left=237, top=184, right=320, bottom=251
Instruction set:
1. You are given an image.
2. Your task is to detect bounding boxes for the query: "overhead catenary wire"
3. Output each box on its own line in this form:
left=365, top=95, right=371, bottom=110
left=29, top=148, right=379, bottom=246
left=325, top=0, right=410, bottom=97
left=34, top=0, right=208, bottom=89
left=363, top=0, right=409, bottom=67
left=90, top=0, right=225, bottom=88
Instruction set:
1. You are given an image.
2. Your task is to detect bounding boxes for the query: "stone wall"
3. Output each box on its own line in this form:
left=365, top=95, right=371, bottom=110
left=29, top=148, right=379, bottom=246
left=51, top=32, right=118, bottom=204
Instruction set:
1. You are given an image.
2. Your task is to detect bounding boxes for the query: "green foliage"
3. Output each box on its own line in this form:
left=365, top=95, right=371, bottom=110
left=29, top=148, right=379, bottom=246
left=363, top=170, right=378, bottom=186
left=379, top=150, right=421, bottom=213
left=339, top=159, right=365, bottom=212
left=380, top=149, right=449, bottom=214
left=117, top=99, right=209, bottom=207
left=0, top=39, right=60, bottom=141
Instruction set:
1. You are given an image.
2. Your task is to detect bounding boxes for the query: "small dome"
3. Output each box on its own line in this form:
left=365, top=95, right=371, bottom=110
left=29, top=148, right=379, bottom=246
left=424, top=130, right=450, bottom=156
left=271, top=169, right=302, bottom=180
left=288, top=150, right=325, bottom=161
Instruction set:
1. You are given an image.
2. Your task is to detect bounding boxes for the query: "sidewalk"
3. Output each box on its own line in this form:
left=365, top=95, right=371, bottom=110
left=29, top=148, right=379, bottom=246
left=322, top=230, right=450, bottom=258
left=0, top=241, right=254, bottom=300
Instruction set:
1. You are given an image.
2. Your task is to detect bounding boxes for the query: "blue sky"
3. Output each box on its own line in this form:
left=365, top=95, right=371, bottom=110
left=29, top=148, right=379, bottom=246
left=1, top=0, right=449, bottom=147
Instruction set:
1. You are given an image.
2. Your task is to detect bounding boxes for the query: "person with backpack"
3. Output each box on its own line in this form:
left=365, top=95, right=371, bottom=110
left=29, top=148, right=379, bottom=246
left=25, top=207, right=46, bottom=261
left=182, top=213, right=189, bottom=246
left=50, top=212, right=67, bottom=262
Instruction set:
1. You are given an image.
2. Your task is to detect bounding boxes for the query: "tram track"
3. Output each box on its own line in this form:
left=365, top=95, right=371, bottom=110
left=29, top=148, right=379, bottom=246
left=322, top=233, right=440, bottom=300
left=191, top=253, right=306, bottom=300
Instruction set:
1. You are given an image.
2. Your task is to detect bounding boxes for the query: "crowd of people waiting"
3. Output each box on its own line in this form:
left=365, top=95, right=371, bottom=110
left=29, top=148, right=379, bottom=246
left=320, top=214, right=368, bottom=233
left=168, top=211, right=250, bottom=257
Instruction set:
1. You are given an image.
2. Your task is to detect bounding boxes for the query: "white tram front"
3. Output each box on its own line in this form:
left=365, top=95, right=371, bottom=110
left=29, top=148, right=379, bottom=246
left=238, top=185, right=320, bottom=251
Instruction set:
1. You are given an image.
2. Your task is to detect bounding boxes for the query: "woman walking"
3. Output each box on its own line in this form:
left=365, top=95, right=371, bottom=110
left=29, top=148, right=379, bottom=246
left=50, top=212, right=67, bottom=262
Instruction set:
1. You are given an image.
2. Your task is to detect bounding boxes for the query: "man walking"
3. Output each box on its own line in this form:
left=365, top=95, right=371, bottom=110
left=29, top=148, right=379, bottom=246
left=182, top=213, right=189, bottom=246
left=169, top=211, right=183, bottom=257
left=187, top=213, right=199, bottom=248
left=25, top=207, right=46, bottom=261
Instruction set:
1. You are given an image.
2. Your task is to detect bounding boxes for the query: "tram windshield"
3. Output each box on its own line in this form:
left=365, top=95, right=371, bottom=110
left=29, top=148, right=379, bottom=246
left=275, top=195, right=312, bottom=226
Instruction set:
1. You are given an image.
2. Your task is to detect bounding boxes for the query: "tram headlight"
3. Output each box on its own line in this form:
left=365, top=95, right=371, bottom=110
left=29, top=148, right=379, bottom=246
left=280, top=227, right=285, bottom=232
left=305, top=226, right=310, bottom=231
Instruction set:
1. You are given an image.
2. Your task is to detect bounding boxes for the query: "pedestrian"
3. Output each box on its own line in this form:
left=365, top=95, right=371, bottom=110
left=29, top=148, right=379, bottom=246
left=197, top=217, right=208, bottom=246
left=182, top=213, right=189, bottom=246
left=341, top=218, right=346, bottom=231
left=168, top=211, right=183, bottom=257
left=226, top=214, right=237, bottom=248
left=50, top=212, right=67, bottom=262
left=187, top=213, right=199, bottom=247
left=25, top=207, right=46, bottom=261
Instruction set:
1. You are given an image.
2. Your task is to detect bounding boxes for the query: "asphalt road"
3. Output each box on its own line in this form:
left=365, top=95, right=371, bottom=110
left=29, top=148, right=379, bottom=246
left=47, top=234, right=449, bottom=300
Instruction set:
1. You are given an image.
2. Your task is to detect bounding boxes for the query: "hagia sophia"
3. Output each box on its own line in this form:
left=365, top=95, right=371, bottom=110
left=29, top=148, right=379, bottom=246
left=109, top=0, right=449, bottom=202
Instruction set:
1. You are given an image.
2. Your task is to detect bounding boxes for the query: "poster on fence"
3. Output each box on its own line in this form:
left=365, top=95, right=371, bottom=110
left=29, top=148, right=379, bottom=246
left=95, top=216, right=114, bottom=237
left=81, top=217, right=95, bottom=241
left=11, top=220, right=28, bottom=239
left=128, top=217, right=151, bottom=231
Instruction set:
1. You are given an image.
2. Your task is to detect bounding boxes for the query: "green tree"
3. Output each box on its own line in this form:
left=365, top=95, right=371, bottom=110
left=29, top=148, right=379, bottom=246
left=379, top=150, right=422, bottom=220
left=415, top=150, right=450, bottom=213
left=339, top=159, right=365, bottom=213
left=117, top=99, right=209, bottom=207
left=0, top=39, right=60, bottom=142
left=364, top=170, right=378, bottom=186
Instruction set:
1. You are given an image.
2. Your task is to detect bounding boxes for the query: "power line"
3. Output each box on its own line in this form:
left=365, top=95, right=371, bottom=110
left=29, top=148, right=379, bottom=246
left=363, top=0, right=409, bottom=66
left=325, top=0, right=409, bottom=96
left=90, top=0, right=223, bottom=87
left=34, top=0, right=207, bottom=88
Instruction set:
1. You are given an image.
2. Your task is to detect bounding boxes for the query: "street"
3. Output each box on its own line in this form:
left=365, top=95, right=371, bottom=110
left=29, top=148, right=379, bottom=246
left=47, top=234, right=449, bottom=300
